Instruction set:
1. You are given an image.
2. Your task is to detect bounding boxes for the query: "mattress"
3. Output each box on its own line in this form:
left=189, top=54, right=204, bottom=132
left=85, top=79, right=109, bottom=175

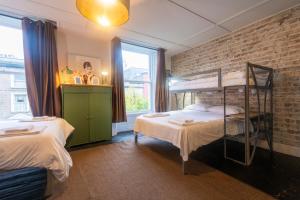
left=170, top=76, right=219, bottom=91
left=134, top=110, right=245, bottom=161
left=0, top=118, right=74, bottom=182
left=222, top=70, right=268, bottom=87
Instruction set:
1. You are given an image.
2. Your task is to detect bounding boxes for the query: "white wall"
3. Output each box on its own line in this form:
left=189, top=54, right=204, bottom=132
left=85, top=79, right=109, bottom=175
left=56, top=29, right=111, bottom=76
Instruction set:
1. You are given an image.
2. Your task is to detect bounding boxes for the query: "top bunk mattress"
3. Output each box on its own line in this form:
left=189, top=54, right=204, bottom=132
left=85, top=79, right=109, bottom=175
left=222, top=70, right=270, bottom=87
left=169, top=76, right=219, bottom=91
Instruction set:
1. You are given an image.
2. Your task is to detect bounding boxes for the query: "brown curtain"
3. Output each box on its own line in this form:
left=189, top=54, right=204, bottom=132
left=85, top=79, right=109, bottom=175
left=155, top=48, right=168, bottom=112
left=111, top=37, right=127, bottom=122
left=22, top=18, right=61, bottom=117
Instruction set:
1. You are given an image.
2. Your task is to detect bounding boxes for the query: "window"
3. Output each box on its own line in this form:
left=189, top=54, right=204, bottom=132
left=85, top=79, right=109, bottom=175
left=122, top=43, right=157, bottom=113
left=0, top=15, right=31, bottom=119
left=11, top=93, right=30, bottom=113
left=11, top=73, right=26, bottom=88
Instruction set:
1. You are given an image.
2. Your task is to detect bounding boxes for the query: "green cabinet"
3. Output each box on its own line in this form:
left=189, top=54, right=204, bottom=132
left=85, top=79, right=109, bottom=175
left=62, top=85, right=112, bottom=147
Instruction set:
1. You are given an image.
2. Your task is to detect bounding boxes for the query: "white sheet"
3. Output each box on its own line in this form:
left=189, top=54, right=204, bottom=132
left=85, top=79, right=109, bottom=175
left=134, top=110, right=244, bottom=161
left=0, top=118, right=74, bottom=182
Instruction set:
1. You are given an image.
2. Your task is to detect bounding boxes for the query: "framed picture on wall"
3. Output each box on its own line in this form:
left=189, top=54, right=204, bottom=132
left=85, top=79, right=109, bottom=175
left=68, top=54, right=101, bottom=76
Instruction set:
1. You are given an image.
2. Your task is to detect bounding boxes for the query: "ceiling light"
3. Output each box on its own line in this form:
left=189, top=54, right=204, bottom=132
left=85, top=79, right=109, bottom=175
left=76, top=0, right=130, bottom=27
left=98, top=16, right=111, bottom=27
left=99, top=0, right=117, bottom=5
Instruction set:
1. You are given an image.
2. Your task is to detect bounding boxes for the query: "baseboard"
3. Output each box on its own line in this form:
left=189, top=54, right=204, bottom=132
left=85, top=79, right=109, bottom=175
left=258, top=140, right=300, bottom=158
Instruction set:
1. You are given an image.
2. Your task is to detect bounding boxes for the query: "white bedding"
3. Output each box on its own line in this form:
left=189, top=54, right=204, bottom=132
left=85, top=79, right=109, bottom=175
left=134, top=110, right=244, bottom=161
left=0, top=118, right=74, bottom=181
left=170, top=76, right=218, bottom=91
left=222, top=70, right=267, bottom=86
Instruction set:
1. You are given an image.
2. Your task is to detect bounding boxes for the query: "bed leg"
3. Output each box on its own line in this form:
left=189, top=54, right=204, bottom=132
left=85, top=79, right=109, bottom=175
left=134, top=132, right=138, bottom=143
left=182, top=160, right=187, bottom=175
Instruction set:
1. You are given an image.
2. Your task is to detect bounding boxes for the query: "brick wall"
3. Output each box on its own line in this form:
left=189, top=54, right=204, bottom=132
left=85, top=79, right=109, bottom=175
left=171, top=6, right=300, bottom=149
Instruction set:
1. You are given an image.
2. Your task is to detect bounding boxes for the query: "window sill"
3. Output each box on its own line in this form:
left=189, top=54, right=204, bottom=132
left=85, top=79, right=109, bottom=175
left=127, top=111, right=152, bottom=116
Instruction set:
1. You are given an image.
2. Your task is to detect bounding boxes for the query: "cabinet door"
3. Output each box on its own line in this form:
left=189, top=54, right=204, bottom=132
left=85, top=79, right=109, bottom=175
left=89, top=92, right=112, bottom=142
left=64, top=93, right=90, bottom=146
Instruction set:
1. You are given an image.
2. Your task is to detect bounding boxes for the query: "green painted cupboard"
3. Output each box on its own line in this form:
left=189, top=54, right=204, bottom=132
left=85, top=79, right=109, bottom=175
left=61, top=84, right=112, bottom=147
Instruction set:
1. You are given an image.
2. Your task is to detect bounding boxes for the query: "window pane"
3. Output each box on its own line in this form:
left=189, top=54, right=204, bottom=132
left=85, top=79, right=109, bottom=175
left=12, top=73, right=26, bottom=88
left=13, top=94, right=28, bottom=113
left=125, top=82, right=151, bottom=113
left=14, top=74, right=25, bottom=81
left=122, top=43, right=157, bottom=114
left=0, top=16, right=31, bottom=119
left=122, top=50, right=150, bottom=82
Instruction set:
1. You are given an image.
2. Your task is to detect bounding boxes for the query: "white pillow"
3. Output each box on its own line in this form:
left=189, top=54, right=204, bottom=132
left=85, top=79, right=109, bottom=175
left=207, top=105, right=244, bottom=115
left=184, top=103, right=208, bottom=112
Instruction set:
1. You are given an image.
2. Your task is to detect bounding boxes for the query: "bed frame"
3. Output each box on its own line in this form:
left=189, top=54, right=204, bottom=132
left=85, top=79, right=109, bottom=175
left=135, top=63, right=273, bottom=173
left=135, top=68, right=223, bottom=174
left=223, top=62, right=273, bottom=166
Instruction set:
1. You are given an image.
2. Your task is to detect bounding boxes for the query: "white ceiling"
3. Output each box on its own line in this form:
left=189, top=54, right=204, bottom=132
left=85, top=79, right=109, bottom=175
left=0, top=0, right=299, bottom=56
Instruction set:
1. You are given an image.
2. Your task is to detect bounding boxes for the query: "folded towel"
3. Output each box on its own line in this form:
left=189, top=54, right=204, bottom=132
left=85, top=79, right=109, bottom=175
left=168, top=119, right=199, bottom=126
left=143, top=113, right=170, bottom=118
left=0, top=126, right=46, bottom=137
left=19, top=116, right=56, bottom=122
left=1, top=125, right=34, bottom=133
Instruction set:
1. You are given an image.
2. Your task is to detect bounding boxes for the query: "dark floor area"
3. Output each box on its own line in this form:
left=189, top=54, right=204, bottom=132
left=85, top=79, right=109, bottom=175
left=69, top=131, right=300, bottom=200
left=192, top=140, right=300, bottom=200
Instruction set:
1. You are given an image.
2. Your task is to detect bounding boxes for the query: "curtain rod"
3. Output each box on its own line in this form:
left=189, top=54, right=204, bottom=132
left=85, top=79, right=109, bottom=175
left=0, top=13, right=22, bottom=20
left=121, top=39, right=160, bottom=51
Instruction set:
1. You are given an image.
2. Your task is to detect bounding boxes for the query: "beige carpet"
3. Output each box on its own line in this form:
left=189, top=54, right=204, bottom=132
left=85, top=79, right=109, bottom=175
left=52, top=137, right=274, bottom=200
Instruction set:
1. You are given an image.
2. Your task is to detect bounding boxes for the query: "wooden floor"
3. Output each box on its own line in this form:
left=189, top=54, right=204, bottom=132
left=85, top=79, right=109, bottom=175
left=51, top=137, right=273, bottom=200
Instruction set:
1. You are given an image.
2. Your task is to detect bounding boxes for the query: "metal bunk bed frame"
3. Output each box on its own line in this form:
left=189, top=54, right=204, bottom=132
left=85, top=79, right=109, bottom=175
left=223, top=62, right=273, bottom=166
left=164, top=63, right=273, bottom=171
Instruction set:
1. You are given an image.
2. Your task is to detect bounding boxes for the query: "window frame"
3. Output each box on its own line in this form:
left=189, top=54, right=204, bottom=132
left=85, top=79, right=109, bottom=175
left=121, top=42, right=157, bottom=115
left=10, top=92, right=30, bottom=113
left=10, top=73, right=26, bottom=88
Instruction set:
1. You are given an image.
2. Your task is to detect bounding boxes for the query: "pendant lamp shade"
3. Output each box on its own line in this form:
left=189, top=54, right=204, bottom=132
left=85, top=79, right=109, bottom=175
left=76, top=0, right=130, bottom=26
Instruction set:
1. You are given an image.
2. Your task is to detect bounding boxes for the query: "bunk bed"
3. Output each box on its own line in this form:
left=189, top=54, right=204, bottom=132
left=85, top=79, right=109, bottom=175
left=134, top=63, right=273, bottom=173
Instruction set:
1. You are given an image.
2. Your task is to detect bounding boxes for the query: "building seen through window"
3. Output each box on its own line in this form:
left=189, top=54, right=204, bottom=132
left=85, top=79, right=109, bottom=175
left=0, top=15, right=31, bottom=120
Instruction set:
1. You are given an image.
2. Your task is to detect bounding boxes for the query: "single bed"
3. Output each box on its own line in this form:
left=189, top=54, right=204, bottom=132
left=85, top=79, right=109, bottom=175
left=0, top=118, right=74, bottom=182
left=134, top=107, right=246, bottom=167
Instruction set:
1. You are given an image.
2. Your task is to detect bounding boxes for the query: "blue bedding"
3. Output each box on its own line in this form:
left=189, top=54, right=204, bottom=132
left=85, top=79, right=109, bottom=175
left=0, top=167, right=47, bottom=200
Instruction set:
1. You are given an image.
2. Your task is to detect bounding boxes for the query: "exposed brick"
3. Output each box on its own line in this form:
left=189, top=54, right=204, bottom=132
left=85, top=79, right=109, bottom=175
left=171, top=6, right=300, bottom=148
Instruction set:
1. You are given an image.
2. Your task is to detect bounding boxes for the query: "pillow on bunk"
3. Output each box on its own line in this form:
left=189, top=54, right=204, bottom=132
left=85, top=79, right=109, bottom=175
left=207, top=105, right=244, bottom=115
left=184, top=103, right=209, bottom=112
